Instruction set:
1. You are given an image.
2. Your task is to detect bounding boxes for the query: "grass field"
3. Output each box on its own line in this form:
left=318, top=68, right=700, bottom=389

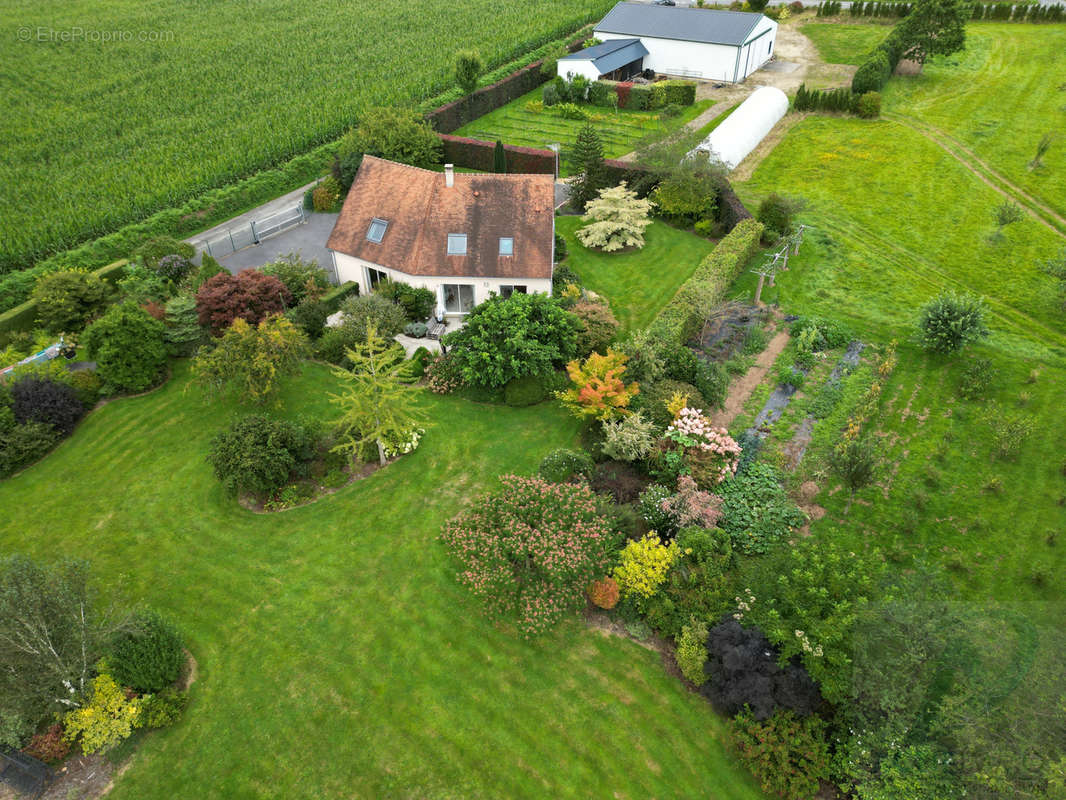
left=0, top=0, right=614, bottom=272
left=0, top=362, right=764, bottom=799
left=883, top=24, right=1066, bottom=219
left=555, top=216, right=717, bottom=332
left=732, top=23, right=1066, bottom=620
left=456, top=87, right=713, bottom=175
left=801, top=22, right=892, bottom=64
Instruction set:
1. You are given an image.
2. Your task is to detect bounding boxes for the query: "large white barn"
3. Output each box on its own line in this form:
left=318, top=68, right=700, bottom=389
left=561, top=2, right=777, bottom=84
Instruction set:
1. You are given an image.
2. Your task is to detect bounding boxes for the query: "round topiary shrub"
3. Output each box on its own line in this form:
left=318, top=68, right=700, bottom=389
left=108, top=610, right=185, bottom=693
left=588, top=576, right=620, bottom=609
left=208, top=415, right=317, bottom=497
left=404, top=322, right=428, bottom=338
left=538, top=447, right=595, bottom=483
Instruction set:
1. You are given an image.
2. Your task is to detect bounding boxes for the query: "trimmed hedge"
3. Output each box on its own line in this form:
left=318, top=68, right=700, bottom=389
left=852, top=50, right=891, bottom=94
left=319, top=281, right=361, bottom=316
left=439, top=135, right=556, bottom=174
left=0, top=259, right=129, bottom=346
left=660, top=79, right=697, bottom=106
left=646, top=218, right=764, bottom=344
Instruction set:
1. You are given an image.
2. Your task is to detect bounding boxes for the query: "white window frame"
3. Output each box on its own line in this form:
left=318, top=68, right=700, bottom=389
left=366, top=267, right=388, bottom=291
left=447, top=234, right=467, bottom=256
left=499, top=237, right=514, bottom=256
left=441, top=283, right=475, bottom=314
left=366, top=218, right=388, bottom=243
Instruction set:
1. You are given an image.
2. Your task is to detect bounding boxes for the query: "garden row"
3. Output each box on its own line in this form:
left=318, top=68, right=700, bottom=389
left=818, top=0, right=1063, bottom=19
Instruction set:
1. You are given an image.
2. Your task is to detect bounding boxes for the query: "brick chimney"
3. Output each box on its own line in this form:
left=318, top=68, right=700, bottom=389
left=444, top=164, right=454, bottom=188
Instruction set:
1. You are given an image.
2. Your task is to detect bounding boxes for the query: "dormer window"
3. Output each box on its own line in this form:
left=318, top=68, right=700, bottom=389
left=499, top=237, right=514, bottom=256
left=447, top=234, right=467, bottom=255
left=366, top=218, right=388, bottom=243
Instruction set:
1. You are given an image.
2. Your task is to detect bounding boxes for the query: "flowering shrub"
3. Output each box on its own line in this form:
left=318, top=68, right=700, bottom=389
left=587, top=576, right=620, bottom=609
left=63, top=673, right=143, bottom=754
left=659, top=475, right=723, bottom=529
left=424, top=353, right=463, bottom=394
left=664, top=406, right=741, bottom=486
left=440, top=476, right=617, bottom=635
left=638, top=484, right=676, bottom=534
left=613, top=533, right=680, bottom=607
left=557, top=349, right=639, bottom=422
left=382, top=427, right=424, bottom=458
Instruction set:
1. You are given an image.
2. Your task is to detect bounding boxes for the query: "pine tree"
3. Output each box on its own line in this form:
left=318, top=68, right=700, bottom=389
left=454, top=50, right=482, bottom=94
left=493, top=140, right=507, bottom=174
left=163, top=294, right=203, bottom=356
left=329, top=324, right=427, bottom=466
left=568, top=123, right=607, bottom=212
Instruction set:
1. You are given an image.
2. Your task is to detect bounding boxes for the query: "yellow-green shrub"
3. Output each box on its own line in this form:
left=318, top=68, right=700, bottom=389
left=613, top=533, right=679, bottom=605
left=675, top=617, right=709, bottom=686
left=63, top=673, right=143, bottom=754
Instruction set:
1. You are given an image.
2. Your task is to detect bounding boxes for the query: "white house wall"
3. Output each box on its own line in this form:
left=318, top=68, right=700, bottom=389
left=332, top=252, right=552, bottom=317
left=595, top=31, right=738, bottom=82
left=558, top=59, right=602, bottom=82
left=594, top=18, right=777, bottom=83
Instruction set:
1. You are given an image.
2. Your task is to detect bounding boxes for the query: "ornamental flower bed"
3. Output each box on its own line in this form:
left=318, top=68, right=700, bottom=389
left=664, top=406, right=742, bottom=486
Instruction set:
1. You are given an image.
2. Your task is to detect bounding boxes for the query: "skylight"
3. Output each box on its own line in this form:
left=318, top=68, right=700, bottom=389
left=366, top=218, right=388, bottom=243
left=447, top=234, right=467, bottom=255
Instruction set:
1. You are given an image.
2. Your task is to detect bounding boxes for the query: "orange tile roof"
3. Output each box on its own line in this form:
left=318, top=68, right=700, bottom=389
left=326, top=156, right=555, bottom=280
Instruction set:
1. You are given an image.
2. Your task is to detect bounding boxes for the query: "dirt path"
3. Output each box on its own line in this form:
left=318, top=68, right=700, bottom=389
left=710, top=326, right=790, bottom=429
left=886, top=113, right=1066, bottom=239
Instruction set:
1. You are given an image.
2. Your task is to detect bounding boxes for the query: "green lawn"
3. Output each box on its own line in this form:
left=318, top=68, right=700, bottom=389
left=801, top=22, right=892, bottom=65
left=456, top=87, right=713, bottom=175
left=556, top=216, right=717, bottom=332
left=883, top=24, right=1066, bottom=218
left=731, top=27, right=1066, bottom=623
left=736, top=116, right=1065, bottom=359
left=0, top=361, right=764, bottom=799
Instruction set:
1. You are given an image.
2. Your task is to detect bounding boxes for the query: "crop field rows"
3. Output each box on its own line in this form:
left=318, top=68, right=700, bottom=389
left=0, top=0, right=616, bottom=272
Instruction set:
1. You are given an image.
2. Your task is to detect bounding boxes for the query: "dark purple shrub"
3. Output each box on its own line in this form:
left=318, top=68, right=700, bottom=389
left=11, top=376, right=85, bottom=435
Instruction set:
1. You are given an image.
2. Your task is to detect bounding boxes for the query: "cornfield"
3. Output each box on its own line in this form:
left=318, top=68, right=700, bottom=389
left=0, top=0, right=613, bottom=273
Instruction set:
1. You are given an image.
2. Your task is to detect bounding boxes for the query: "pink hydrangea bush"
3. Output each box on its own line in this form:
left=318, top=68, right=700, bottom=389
left=440, top=475, right=618, bottom=635
left=664, top=406, right=741, bottom=486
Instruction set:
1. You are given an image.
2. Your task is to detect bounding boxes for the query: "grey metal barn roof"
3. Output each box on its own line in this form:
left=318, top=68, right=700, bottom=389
left=558, top=38, right=649, bottom=74
left=595, top=2, right=765, bottom=47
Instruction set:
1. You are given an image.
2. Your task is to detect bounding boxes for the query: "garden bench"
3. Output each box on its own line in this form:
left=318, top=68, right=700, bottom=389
left=426, top=321, right=446, bottom=340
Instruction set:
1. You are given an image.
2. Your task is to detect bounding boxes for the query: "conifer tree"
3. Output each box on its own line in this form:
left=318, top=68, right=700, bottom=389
left=493, top=140, right=507, bottom=173
left=329, top=324, right=427, bottom=466
left=163, top=295, right=203, bottom=356
left=568, top=123, right=607, bottom=211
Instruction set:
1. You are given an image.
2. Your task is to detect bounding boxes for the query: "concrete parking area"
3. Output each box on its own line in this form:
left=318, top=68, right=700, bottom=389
left=215, top=212, right=339, bottom=274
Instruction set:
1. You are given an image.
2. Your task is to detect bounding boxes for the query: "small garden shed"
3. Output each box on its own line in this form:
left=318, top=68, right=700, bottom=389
left=557, top=38, right=649, bottom=82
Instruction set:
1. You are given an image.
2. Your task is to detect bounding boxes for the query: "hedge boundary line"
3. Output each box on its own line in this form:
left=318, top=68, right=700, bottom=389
left=646, top=218, right=764, bottom=344
left=0, top=259, right=128, bottom=346
left=439, top=135, right=557, bottom=174
left=0, top=22, right=598, bottom=306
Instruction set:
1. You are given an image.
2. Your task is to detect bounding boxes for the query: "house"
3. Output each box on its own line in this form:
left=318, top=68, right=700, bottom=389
left=326, top=156, right=556, bottom=319
left=561, top=2, right=777, bottom=84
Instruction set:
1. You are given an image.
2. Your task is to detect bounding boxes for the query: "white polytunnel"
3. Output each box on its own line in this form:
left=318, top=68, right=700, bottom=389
left=689, top=86, right=789, bottom=171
